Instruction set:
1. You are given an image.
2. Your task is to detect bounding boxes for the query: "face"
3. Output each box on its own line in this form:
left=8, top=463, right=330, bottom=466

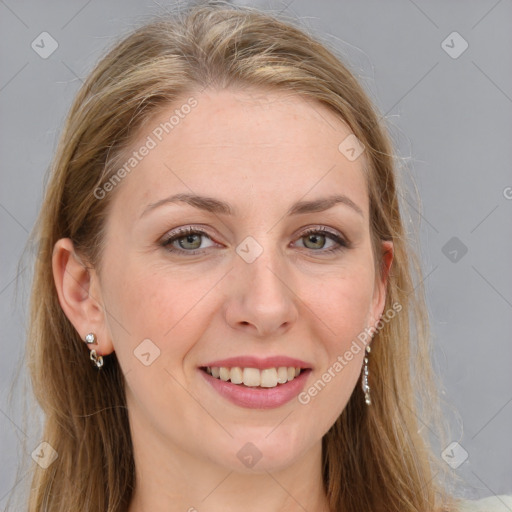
left=92, top=87, right=391, bottom=473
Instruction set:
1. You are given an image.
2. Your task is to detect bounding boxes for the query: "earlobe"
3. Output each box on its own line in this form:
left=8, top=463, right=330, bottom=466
left=52, top=238, right=114, bottom=356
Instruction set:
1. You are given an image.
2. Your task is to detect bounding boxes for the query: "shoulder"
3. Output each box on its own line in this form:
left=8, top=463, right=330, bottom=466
left=456, top=494, right=512, bottom=512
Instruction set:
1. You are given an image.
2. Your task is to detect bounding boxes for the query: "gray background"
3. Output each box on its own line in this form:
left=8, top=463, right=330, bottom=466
left=1, top=0, right=511, bottom=507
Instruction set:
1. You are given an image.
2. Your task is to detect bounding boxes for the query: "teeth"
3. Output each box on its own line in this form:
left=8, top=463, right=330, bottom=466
left=230, top=367, right=243, bottom=384
left=243, top=367, right=260, bottom=386
left=219, top=367, right=230, bottom=381
left=277, top=366, right=288, bottom=384
left=260, top=368, right=277, bottom=387
left=205, top=366, right=303, bottom=388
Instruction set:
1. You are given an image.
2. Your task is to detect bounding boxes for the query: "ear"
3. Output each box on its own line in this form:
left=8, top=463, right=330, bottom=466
left=52, top=238, right=114, bottom=357
left=369, top=240, right=394, bottom=328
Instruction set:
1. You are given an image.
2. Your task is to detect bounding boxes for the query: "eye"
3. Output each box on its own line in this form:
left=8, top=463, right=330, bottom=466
left=294, top=227, right=349, bottom=254
left=160, top=226, right=349, bottom=255
left=161, top=226, right=216, bottom=254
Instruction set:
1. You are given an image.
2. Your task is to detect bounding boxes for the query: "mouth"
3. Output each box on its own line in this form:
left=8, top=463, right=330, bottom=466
left=199, top=364, right=312, bottom=409
left=200, top=365, right=307, bottom=389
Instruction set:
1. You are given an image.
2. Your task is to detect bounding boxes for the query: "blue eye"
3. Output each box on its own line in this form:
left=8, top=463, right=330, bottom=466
left=161, top=226, right=349, bottom=255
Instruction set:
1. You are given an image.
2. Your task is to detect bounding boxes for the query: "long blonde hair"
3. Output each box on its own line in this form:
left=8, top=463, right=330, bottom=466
left=9, top=2, right=461, bottom=510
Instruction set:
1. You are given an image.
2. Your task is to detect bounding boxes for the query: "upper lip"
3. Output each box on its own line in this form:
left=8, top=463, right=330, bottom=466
left=201, top=356, right=312, bottom=370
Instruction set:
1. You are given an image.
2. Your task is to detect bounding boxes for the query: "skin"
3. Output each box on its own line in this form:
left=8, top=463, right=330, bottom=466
left=53, top=87, right=393, bottom=512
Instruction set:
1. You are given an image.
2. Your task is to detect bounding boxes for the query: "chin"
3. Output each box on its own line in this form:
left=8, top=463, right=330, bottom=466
left=212, top=424, right=318, bottom=474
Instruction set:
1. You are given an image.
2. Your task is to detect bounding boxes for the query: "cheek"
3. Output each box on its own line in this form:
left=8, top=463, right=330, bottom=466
left=297, top=270, right=373, bottom=429
left=311, top=260, right=376, bottom=340
left=104, top=260, right=220, bottom=370
left=104, top=264, right=204, bottom=426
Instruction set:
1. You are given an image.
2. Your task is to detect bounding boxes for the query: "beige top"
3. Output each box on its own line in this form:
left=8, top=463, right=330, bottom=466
left=458, top=495, right=512, bottom=511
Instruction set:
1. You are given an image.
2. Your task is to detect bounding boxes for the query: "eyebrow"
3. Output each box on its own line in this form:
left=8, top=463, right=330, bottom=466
left=140, top=192, right=364, bottom=219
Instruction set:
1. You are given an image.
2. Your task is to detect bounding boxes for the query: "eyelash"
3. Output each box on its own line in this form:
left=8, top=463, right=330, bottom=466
left=160, top=226, right=349, bottom=256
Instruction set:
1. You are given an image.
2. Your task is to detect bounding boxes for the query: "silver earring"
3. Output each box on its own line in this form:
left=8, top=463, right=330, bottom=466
left=362, top=344, right=371, bottom=405
left=85, top=333, right=97, bottom=345
left=90, top=349, right=104, bottom=369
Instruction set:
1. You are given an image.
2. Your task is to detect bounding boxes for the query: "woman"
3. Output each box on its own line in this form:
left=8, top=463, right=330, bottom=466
left=12, top=2, right=511, bottom=511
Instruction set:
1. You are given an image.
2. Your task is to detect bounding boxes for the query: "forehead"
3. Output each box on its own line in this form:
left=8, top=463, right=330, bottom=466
left=109, top=87, right=369, bottom=220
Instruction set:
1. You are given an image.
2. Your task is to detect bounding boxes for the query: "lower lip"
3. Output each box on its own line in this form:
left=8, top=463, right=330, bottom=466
left=199, top=368, right=311, bottom=409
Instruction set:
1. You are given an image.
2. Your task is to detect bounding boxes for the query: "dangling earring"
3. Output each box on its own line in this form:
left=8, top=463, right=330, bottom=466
left=85, top=333, right=103, bottom=369
left=90, top=349, right=104, bottom=369
left=361, top=344, right=371, bottom=405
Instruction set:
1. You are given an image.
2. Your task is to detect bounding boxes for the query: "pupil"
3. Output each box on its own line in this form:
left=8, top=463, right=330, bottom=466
left=181, top=234, right=200, bottom=249
left=308, top=234, right=323, bottom=248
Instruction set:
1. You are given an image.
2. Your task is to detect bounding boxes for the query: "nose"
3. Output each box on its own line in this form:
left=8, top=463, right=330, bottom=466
left=224, top=240, right=299, bottom=338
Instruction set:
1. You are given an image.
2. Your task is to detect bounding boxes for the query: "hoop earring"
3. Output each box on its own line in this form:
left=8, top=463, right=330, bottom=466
left=361, top=344, right=371, bottom=405
left=90, top=349, right=104, bottom=369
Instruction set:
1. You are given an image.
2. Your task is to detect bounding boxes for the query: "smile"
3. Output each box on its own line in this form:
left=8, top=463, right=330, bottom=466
left=202, top=366, right=304, bottom=388
left=199, top=366, right=312, bottom=409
